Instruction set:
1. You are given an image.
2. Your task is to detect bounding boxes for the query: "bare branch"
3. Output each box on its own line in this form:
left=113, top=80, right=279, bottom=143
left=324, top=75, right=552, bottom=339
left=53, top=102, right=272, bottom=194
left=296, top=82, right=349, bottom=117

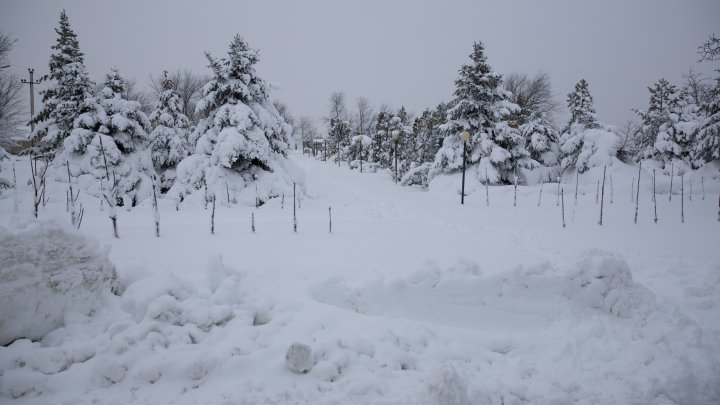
left=698, top=34, right=720, bottom=62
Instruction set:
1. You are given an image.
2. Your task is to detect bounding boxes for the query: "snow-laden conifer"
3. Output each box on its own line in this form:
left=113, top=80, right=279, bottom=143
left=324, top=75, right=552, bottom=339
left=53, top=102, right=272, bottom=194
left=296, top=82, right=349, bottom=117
left=149, top=72, right=191, bottom=190
left=430, top=41, right=531, bottom=184
left=32, top=10, right=96, bottom=155
left=172, top=35, right=295, bottom=206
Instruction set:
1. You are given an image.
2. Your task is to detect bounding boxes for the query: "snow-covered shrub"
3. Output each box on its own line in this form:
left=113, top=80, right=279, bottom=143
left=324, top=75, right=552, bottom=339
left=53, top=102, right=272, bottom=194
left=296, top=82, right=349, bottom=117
left=285, top=342, right=314, bottom=373
left=0, top=220, right=118, bottom=345
left=560, top=125, right=620, bottom=174
left=400, top=162, right=432, bottom=188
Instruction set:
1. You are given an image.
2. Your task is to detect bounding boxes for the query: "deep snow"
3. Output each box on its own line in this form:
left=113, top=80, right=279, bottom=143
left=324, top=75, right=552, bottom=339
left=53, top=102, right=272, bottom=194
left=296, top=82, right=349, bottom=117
left=0, top=152, right=719, bottom=404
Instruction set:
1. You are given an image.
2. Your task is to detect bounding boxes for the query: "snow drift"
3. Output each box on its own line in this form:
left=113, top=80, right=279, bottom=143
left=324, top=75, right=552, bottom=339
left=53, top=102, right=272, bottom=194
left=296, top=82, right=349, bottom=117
left=0, top=220, right=118, bottom=345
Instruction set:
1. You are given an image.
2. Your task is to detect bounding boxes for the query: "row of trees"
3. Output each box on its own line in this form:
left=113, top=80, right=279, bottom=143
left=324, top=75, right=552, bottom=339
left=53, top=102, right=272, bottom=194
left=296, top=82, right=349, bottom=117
left=316, top=36, right=719, bottom=186
left=25, top=10, right=293, bottom=217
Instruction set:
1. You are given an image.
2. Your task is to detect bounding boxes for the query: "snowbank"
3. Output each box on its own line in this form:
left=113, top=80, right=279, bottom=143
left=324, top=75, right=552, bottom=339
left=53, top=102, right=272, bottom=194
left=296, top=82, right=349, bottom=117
left=0, top=220, right=118, bottom=345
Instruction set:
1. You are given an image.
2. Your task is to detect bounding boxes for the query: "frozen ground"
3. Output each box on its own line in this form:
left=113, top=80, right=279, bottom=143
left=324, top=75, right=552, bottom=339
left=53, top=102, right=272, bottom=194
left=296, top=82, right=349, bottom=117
left=0, top=152, right=719, bottom=404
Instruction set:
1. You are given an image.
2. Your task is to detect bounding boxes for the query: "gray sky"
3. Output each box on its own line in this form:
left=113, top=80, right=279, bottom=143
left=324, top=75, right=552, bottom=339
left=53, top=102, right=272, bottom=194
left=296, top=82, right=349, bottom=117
left=1, top=0, right=718, bottom=133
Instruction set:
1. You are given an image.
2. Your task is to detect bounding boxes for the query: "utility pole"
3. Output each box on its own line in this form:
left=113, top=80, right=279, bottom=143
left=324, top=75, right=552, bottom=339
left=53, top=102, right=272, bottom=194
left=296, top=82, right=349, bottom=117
left=21, top=68, right=42, bottom=142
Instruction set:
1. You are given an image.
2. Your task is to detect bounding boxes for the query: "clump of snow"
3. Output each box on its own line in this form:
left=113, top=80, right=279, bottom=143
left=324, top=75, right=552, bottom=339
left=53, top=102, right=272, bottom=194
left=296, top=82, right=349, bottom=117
left=426, top=366, right=473, bottom=405
left=565, top=250, right=656, bottom=317
left=0, top=220, right=118, bottom=345
left=285, top=342, right=314, bottom=374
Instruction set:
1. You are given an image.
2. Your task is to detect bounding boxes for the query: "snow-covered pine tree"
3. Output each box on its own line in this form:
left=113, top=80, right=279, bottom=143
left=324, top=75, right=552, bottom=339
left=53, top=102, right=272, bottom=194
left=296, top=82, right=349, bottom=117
left=564, top=79, right=599, bottom=132
left=149, top=72, right=191, bottom=191
left=559, top=79, right=605, bottom=173
left=328, top=117, right=351, bottom=164
left=430, top=41, right=529, bottom=184
left=633, top=79, right=678, bottom=153
left=693, top=73, right=720, bottom=165
left=31, top=10, right=96, bottom=155
left=172, top=34, right=292, bottom=206
left=82, top=68, right=153, bottom=207
left=650, top=93, right=700, bottom=170
left=521, top=112, right=559, bottom=166
left=371, top=111, right=391, bottom=166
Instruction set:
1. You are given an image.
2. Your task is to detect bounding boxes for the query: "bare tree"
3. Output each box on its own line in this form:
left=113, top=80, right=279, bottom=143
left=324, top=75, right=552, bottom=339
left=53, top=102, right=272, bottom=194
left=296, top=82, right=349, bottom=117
left=681, top=68, right=710, bottom=106
left=0, top=34, right=24, bottom=144
left=352, top=97, right=374, bottom=136
left=503, top=71, right=558, bottom=123
left=298, top=116, right=318, bottom=152
left=616, top=118, right=641, bottom=161
left=327, top=92, right=347, bottom=122
left=149, top=69, right=206, bottom=122
left=123, top=77, right=153, bottom=114
left=698, top=34, right=720, bottom=62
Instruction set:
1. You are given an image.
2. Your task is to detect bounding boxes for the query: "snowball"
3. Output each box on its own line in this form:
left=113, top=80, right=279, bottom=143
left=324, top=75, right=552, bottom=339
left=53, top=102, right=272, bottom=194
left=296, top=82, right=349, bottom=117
left=0, top=220, right=118, bottom=345
left=285, top=343, right=314, bottom=374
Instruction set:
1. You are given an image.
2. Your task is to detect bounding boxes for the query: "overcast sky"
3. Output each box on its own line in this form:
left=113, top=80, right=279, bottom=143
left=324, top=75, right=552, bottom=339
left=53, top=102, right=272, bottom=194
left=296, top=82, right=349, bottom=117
left=1, top=0, right=718, bottom=133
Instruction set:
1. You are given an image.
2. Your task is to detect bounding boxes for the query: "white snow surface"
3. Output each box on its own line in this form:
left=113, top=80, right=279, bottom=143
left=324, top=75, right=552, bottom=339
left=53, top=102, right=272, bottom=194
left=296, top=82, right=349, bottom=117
left=0, top=220, right=117, bottom=346
left=0, top=152, right=719, bottom=404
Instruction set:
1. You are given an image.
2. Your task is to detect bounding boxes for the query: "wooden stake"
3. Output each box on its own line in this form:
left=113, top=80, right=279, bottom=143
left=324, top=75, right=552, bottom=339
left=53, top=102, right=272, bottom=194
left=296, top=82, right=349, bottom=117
left=599, top=166, right=606, bottom=226
left=537, top=180, right=544, bottom=207
left=653, top=169, right=657, bottom=224
left=681, top=174, right=684, bottom=224
left=561, top=188, right=566, bottom=228
left=634, top=162, right=641, bottom=224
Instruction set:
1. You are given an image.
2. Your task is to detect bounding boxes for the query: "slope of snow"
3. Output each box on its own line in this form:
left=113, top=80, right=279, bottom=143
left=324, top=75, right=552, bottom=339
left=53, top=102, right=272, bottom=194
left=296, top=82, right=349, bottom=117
left=0, top=152, right=718, bottom=404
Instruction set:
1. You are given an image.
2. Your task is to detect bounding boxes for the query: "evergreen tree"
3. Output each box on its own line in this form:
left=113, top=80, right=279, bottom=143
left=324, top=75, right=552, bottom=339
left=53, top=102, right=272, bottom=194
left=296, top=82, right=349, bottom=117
left=650, top=94, right=700, bottom=167
left=98, top=68, right=150, bottom=153
left=694, top=74, right=720, bottom=164
left=431, top=41, right=527, bottom=184
left=564, top=79, right=599, bottom=132
left=149, top=72, right=191, bottom=190
left=521, top=113, right=559, bottom=166
left=173, top=34, right=291, bottom=204
left=83, top=68, right=153, bottom=206
left=328, top=117, right=351, bottom=163
left=559, top=79, right=600, bottom=172
left=32, top=10, right=96, bottom=154
left=193, top=35, right=289, bottom=169
left=412, top=103, right=447, bottom=164
left=371, top=111, right=391, bottom=166
left=633, top=78, right=678, bottom=153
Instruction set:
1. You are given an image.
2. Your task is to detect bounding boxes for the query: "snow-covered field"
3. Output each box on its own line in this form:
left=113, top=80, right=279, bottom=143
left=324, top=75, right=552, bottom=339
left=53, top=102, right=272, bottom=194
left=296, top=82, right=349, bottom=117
left=1, top=152, right=719, bottom=404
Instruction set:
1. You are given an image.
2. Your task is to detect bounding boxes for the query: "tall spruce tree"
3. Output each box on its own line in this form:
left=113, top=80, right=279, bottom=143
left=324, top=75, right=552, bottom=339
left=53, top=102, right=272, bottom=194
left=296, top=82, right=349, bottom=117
left=172, top=34, right=292, bottom=204
left=149, top=72, right=191, bottom=190
left=559, top=79, right=600, bottom=172
left=82, top=68, right=153, bottom=207
left=431, top=41, right=527, bottom=184
left=194, top=34, right=289, bottom=169
left=371, top=111, right=391, bottom=166
left=634, top=78, right=678, bottom=153
left=32, top=10, right=96, bottom=154
left=328, top=116, right=351, bottom=163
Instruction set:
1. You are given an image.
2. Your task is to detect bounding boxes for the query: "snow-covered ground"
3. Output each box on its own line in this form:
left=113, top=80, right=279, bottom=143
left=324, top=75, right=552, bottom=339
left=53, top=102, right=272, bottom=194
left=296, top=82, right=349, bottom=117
left=1, top=152, right=719, bottom=404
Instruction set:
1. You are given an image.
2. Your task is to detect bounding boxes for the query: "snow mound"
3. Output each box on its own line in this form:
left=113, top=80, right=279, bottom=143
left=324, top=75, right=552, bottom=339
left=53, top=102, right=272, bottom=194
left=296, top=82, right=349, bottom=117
left=0, top=220, right=118, bottom=345
left=565, top=250, right=656, bottom=317
left=0, top=255, right=251, bottom=399
left=313, top=252, right=656, bottom=331
left=426, top=366, right=473, bottom=405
